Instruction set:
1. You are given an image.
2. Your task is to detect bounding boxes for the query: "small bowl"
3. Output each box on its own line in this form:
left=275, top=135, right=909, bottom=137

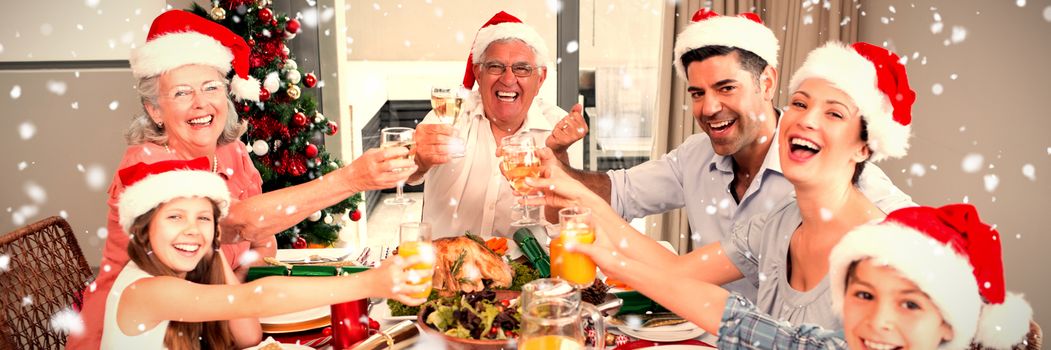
left=417, top=290, right=520, bottom=350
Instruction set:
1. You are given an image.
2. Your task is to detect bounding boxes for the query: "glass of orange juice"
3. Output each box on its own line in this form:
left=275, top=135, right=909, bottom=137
left=553, top=207, right=596, bottom=288
left=398, top=222, right=435, bottom=299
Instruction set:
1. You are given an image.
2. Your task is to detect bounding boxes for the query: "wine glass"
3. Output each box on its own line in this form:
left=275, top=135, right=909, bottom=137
left=398, top=222, right=435, bottom=299
left=499, top=134, right=542, bottom=226
left=381, top=127, right=416, bottom=206
left=430, top=85, right=466, bottom=158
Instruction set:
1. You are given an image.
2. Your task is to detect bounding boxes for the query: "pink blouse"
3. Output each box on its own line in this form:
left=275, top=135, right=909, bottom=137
left=68, top=140, right=263, bottom=349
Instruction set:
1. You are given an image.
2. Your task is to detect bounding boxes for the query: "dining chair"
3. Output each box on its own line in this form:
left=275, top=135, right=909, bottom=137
left=0, top=216, right=95, bottom=350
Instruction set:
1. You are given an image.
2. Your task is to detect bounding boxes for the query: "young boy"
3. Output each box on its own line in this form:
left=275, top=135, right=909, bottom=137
left=717, top=203, right=1033, bottom=350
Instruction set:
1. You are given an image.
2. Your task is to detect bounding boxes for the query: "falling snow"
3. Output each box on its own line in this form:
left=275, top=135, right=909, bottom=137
left=1017, top=0, right=1026, bottom=7
left=49, top=308, right=84, bottom=336
left=1044, top=6, right=1051, bottom=21
left=566, top=40, right=579, bottom=54
left=931, top=83, right=944, bottom=95
left=47, top=80, right=68, bottom=96
left=910, top=163, right=927, bottom=177
left=239, top=250, right=261, bottom=266
left=1022, top=164, right=1036, bottom=181
left=10, top=85, right=22, bottom=99
left=950, top=26, right=968, bottom=44
left=22, top=295, right=33, bottom=306
left=108, top=101, right=119, bottom=110
left=19, top=122, right=36, bottom=140
left=25, top=182, right=47, bottom=204
left=0, top=254, right=10, bottom=272
left=819, top=208, right=832, bottom=221
left=961, top=153, right=984, bottom=173
left=85, top=164, right=107, bottom=191
left=983, top=174, right=1000, bottom=193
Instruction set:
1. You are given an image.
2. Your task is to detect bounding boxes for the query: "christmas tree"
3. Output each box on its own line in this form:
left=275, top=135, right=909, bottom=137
left=191, top=0, right=362, bottom=249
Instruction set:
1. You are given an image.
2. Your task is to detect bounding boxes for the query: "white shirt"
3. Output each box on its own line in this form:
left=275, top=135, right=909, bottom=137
left=416, top=90, right=566, bottom=239
left=607, top=117, right=915, bottom=300
left=101, top=261, right=168, bottom=349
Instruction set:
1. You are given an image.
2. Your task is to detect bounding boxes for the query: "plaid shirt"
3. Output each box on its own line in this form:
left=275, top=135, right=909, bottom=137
left=718, top=293, right=848, bottom=350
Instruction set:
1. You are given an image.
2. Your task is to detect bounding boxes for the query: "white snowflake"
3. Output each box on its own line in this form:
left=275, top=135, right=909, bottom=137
left=84, top=0, right=99, bottom=8
left=108, top=101, right=119, bottom=110
left=18, top=122, right=36, bottom=140
left=983, top=174, right=999, bottom=193
left=284, top=205, right=298, bottom=215
left=46, top=80, right=68, bottom=96
left=85, top=164, right=107, bottom=191
left=10, top=85, right=22, bottom=99
left=931, top=83, right=944, bottom=96
left=1044, top=6, right=1051, bottom=22
left=565, top=40, right=579, bottom=54
left=22, top=295, right=33, bottom=306
left=0, top=254, right=10, bottom=272
left=24, top=182, right=47, bottom=204
left=17, top=161, right=27, bottom=171
left=819, top=208, right=833, bottom=221
left=49, top=308, right=84, bottom=336
left=239, top=250, right=261, bottom=266
left=910, top=163, right=927, bottom=177
left=227, top=294, right=235, bottom=304
left=546, top=0, right=563, bottom=14
left=950, top=26, right=968, bottom=44
left=1017, top=0, right=1026, bottom=7
left=961, top=153, right=984, bottom=173
left=1022, top=164, right=1036, bottom=181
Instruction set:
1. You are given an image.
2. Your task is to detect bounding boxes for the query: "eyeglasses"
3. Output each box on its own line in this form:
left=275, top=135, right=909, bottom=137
left=165, top=81, right=228, bottom=104
left=479, top=62, right=541, bottom=77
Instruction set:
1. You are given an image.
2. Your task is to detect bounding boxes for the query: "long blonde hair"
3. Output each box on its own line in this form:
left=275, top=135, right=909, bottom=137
left=126, top=200, right=233, bottom=349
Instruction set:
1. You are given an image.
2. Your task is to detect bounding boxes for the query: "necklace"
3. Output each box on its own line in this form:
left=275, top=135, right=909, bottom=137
left=165, top=144, right=218, bottom=173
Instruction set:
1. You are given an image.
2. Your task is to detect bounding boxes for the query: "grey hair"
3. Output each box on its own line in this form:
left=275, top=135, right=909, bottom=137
left=476, top=38, right=547, bottom=68
left=125, top=72, right=248, bottom=146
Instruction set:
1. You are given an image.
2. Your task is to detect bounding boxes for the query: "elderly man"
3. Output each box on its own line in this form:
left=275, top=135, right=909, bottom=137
left=544, top=9, right=915, bottom=299
left=410, top=11, right=583, bottom=238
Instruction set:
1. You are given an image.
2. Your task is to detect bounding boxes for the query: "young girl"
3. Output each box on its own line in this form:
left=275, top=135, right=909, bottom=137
left=100, top=158, right=431, bottom=349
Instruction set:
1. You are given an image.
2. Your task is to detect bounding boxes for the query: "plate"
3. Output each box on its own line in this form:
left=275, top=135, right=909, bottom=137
left=370, top=298, right=416, bottom=322
left=637, top=345, right=714, bottom=350
left=260, top=306, right=330, bottom=325
left=617, top=323, right=706, bottom=342
left=260, top=306, right=331, bottom=334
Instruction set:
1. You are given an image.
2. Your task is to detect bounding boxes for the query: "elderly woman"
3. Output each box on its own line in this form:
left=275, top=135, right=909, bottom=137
left=68, top=10, right=417, bottom=348
left=531, top=41, right=916, bottom=331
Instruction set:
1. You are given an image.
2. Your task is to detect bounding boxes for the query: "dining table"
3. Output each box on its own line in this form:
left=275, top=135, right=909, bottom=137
left=248, top=238, right=718, bottom=350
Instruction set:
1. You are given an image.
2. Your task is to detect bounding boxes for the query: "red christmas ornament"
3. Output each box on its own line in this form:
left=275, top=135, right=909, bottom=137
left=305, top=143, right=319, bottom=158
left=322, top=327, right=332, bottom=336
left=247, top=38, right=256, bottom=47
left=292, top=112, right=307, bottom=127
left=303, top=72, right=317, bottom=88
left=258, top=8, right=274, bottom=23
left=258, top=88, right=270, bottom=102
left=285, top=18, right=301, bottom=34
left=292, top=236, right=307, bottom=249
left=327, top=121, right=338, bottom=136
left=350, top=210, right=362, bottom=222
left=240, top=103, right=252, bottom=113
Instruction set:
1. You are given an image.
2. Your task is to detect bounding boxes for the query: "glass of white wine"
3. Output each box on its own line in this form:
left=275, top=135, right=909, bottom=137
left=381, top=127, right=416, bottom=206
left=500, top=134, right=542, bottom=226
left=430, top=85, right=466, bottom=158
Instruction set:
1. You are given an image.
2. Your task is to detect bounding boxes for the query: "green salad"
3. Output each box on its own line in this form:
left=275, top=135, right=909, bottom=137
left=421, top=291, right=521, bottom=340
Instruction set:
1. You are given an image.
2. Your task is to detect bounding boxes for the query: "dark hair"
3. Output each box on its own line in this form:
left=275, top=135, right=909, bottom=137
left=127, top=201, right=233, bottom=350
left=851, top=119, right=870, bottom=185
left=680, top=45, right=769, bottom=82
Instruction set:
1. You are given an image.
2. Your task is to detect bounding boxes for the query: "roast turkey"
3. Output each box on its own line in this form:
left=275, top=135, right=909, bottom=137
left=430, top=236, right=513, bottom=295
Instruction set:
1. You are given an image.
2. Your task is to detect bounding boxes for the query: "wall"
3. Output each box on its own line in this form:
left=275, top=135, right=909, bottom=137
left=859, top=0, right=1051, bottom=328
left=1, top=0, right=196, bottom=266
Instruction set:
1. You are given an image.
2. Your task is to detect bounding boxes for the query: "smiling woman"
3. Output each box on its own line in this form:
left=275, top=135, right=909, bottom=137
left=68, top=10, right=421, bottom=349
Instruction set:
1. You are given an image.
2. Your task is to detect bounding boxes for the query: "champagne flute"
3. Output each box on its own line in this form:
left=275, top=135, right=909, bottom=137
left=430, top=85, right=466, bottom=158
left=553, top=207, right=596, bottom=288
left=398, top=222, right=435, bottom=299
left=382, top=127, right=416, bottom=206
left=500, top=134, right=542, bottom=226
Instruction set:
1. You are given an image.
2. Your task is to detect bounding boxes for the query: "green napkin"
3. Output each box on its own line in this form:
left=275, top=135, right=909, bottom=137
left=246, top=265, right=370, bottom=282
left=613, top=291, right=669, bottom=316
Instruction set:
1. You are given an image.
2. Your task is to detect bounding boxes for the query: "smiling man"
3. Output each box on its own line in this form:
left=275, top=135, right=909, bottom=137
left=410, top=11, right=583, bottom=238
left=544, top=9, right=915, bottom=300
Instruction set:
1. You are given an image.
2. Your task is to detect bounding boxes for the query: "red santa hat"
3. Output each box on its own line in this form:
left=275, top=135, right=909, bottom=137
left=117, top=157, right=231, bottom=234
left=672, top=8, right=780, bottom=80
left=788, top=41, right=915, bottom=161
left=830, top=204, right=1032, bottom=350
left=130, top=10, right=260, bottom=102
left=462, top=11, right=550, bottom=89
